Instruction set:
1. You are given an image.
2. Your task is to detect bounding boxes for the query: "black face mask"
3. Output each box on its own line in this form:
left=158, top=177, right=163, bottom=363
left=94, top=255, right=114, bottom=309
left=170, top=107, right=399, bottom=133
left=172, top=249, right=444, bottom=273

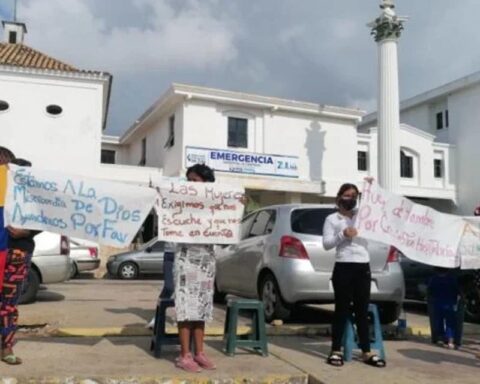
left=339, top=198, right=357, bottom=211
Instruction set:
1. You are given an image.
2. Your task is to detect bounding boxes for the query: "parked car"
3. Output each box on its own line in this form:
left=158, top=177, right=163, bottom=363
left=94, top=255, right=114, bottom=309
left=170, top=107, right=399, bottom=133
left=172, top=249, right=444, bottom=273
left=400, top=255, right=480, bottom=322
left=106, top=238, right=165, bottom=279
left=69, top=238, right=100, bottom=278
left=215, top=204, right=405, bottom=324
left=20, top=232, right=71, bottom=304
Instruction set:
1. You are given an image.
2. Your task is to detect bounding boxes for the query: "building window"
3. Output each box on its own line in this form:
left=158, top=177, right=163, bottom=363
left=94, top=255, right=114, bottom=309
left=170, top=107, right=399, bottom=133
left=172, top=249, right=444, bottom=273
left=101, top=149, right=116, bottom=164
left=357, top=151, right=368, bottom=171
left=8, top=31, right=16, bottom=44
left=445, top=109, right=449, bottom=128
left=165, top=115, right=175, bottom=148
left=436, top=112, right=443, bottom=130
left=434, top=159, right=443, bottom=178
left=46, top=104, right=63, bottom=116
left=0, top=100, right=9, bottom=112
left=228, top=117, right=248, bottom=148
left=139, top=137, right=146, bottom=166
left=400, top=150, right=413, bottom=178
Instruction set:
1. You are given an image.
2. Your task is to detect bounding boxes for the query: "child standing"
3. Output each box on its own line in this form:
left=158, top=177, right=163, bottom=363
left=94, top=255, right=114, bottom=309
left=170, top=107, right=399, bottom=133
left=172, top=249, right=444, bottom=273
left=428, top=267, right=460, bottom=349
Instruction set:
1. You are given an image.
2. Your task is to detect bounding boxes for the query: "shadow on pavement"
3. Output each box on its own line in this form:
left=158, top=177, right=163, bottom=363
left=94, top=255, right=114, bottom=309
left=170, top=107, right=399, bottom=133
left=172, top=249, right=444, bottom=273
left=106, top=307, right=157, bottom=324
left=397, top=347, right=480, bottom=367
left=268, top=335, right=331, bottom=360
left=36, top=291, right=65, bottom=303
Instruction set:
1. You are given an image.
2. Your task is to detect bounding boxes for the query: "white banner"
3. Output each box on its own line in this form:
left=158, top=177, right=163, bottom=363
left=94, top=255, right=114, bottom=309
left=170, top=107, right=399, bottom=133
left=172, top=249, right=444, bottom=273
left=154, top=180, right=244, bottom=244
left=185, top=146, right=299, bottom=178
left=4, top=165, right=157, bottom=248
left=355, top=181, right=465, bottom=268
left=458, top=218, right=480, bottom=270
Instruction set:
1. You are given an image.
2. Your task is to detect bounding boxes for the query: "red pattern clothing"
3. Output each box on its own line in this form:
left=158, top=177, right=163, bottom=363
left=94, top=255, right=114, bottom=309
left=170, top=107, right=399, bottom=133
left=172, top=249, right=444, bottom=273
left=0, top=249, right=32, bottom=349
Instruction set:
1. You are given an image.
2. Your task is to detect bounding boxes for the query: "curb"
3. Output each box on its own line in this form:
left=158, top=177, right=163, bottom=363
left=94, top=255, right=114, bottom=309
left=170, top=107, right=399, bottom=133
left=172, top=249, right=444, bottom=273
left=0, top=374, right=309, bottom=384
left=46, top=324, right=332, bottom=338
left=23, top=323, right=480, bottom=338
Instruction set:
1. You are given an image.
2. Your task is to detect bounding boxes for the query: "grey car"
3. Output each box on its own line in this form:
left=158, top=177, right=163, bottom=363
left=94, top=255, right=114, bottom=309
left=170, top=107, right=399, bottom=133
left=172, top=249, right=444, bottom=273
left=106, top=238, right=165, bottom=279
left=215, top=204, right=405, bottom=323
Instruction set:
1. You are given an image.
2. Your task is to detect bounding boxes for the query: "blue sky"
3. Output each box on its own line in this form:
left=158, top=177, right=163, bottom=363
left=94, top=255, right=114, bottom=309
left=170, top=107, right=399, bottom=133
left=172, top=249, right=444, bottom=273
left=3, top=0, right=480, bottom=136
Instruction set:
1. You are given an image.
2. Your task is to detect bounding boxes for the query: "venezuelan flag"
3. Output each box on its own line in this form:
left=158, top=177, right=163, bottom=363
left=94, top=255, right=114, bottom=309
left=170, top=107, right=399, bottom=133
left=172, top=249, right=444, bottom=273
left=0, top=164, right=8, bottom=289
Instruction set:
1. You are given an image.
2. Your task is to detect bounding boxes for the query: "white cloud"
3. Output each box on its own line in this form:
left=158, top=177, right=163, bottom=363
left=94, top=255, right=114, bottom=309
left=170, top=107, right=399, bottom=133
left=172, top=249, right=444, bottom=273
left=19, top=0, right=239, bottom=73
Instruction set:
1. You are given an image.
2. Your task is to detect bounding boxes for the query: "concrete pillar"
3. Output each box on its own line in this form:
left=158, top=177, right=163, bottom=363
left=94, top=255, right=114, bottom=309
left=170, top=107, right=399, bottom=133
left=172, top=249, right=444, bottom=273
left=377, top=38, right=400, bottom=192
left=368, top=0, right=407, bottom=193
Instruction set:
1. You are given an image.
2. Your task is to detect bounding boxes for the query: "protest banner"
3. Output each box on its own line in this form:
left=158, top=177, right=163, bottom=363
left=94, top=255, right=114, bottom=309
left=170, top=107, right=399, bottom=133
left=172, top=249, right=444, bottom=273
left=458, top=218, right=480, bottom=269
left=154, top=180, right=244, bottom=244
left=4, top=165, right=157, bottom=248
left=355, top=181, right=465, bottom=268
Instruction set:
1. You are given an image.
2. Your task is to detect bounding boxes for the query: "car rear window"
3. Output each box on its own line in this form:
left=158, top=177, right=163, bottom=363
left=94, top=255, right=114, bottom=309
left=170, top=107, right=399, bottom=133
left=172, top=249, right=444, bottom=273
left=291, top=208, right=336, bottom=236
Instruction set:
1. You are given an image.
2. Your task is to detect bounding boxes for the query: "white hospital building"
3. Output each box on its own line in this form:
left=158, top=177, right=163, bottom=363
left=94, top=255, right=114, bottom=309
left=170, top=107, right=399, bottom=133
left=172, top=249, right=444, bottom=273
left=0, top=19, right=478, bottom=221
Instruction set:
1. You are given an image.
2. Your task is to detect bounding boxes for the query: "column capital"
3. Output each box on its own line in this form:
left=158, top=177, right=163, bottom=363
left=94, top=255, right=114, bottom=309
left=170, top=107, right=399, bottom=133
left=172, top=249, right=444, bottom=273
left=367, top=0, right=407, bottom=42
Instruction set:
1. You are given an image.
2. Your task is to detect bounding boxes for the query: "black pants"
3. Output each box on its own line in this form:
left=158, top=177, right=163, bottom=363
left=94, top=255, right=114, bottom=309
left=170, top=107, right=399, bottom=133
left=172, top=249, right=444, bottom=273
left=331, top=262, right=371, bottom=353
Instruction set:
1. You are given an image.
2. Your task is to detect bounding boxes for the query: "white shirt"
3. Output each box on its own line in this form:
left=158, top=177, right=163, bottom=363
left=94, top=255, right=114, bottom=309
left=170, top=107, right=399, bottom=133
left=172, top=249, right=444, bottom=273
left=322, top=211, right=369, bottom=263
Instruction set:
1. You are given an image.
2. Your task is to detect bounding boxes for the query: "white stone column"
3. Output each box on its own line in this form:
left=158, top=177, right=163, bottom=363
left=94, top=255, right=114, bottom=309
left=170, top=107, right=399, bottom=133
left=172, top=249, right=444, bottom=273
left=368, top=0, right=406, bottom=193
left=377, top=38, right=400, bottom=192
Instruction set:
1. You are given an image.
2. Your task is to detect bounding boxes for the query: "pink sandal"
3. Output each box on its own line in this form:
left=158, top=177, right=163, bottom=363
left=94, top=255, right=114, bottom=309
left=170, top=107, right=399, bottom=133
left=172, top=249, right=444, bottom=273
left=175, top=353, right=202, bottom=373
left=194, top=352, right=217, bottom=370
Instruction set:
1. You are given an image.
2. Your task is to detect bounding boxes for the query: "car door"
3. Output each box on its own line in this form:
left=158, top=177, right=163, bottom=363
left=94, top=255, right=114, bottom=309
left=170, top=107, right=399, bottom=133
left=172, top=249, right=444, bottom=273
left=216, top=212, right=257, bottom=293
left=140, top=241, right=165, bottom=274
left=234, top=209, right=276, bottom=297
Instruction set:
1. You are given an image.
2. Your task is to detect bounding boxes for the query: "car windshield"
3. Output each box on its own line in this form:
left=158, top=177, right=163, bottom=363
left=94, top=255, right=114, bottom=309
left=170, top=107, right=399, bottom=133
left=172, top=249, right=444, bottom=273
left=291, top=208, right=336, bottom=236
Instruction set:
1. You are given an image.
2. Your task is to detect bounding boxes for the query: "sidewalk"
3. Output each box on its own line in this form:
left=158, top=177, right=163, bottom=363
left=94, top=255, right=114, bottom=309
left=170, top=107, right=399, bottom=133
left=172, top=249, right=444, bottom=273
left=11, top=280, right=480, bottom=382
left=6, top=336, right=306, bottom=384
left=6, top=334, right=480, bottom=384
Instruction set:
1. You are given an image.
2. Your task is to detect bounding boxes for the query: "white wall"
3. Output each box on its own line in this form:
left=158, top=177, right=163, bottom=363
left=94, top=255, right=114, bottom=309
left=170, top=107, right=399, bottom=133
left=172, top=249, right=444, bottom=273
left=401, top=105, right=430, bottom=133
left=447, top=85, right=480, bottom=214
left=120, top=105, right=183, bottom=176
left=180, top=99, right=358, bottom=197
left=0, top=71, right=103, bottom=174
left=356, top=126, right=455, bottom=200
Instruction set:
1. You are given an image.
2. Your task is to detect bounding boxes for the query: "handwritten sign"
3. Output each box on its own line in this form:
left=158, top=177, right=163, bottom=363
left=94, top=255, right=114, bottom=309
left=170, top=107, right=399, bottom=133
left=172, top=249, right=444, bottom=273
left=4, top=165, right=157, bottom=248
left=154, top=181, right=244, bottom=244
left=458, top=218, right=480, bottom=269
left=356, top=181, right=465, bottom=268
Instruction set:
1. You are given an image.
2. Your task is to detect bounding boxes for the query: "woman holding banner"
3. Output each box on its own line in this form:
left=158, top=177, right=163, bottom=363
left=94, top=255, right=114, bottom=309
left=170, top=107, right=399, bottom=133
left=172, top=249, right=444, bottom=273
left=173, top=163, right=217, bottom=373
left=0, top=152, right=40, bottom=365
left=323, top=182, right=386, bottom=368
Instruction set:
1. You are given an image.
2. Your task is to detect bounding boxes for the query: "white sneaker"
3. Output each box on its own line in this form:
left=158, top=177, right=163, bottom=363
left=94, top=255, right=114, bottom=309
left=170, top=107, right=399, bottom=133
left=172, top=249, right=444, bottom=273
left=146, top=317, right=155, bottom=329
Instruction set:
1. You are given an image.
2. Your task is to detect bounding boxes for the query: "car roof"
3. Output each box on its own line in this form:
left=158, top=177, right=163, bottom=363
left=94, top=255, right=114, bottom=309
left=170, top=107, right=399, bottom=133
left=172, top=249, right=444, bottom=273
left=246, top=203, right=337, bottom=215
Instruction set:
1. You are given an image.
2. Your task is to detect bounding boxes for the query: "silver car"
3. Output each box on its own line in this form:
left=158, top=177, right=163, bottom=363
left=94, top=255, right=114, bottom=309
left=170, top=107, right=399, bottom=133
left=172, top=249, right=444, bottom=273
left=106, top=238, right=165, bottom=279
left=215, top=204, right=405, bottom=323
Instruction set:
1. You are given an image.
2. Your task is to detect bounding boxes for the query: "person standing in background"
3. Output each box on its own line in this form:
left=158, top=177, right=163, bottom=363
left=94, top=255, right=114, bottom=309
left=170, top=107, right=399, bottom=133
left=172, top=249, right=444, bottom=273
left=173, top=164, right=217, bottom=373
left=0, top=157, right=40, bottom=365
left=323, top=182, right=386, bottom=368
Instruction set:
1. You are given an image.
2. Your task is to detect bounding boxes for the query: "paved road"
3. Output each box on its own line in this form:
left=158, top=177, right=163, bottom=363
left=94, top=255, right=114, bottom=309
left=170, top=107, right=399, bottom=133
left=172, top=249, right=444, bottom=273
left=12, top=276, right=480, bottom=384
left=19, top=276, right=446, bottom=331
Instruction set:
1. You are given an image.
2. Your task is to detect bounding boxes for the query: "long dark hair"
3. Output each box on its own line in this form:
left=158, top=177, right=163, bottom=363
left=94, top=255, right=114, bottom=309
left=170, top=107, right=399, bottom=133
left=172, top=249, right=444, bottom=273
left=0, top=146, right=15, bottom=165
left=335, top=183, right=359, bottom=203
left=186, top=164, right=215, bottom=182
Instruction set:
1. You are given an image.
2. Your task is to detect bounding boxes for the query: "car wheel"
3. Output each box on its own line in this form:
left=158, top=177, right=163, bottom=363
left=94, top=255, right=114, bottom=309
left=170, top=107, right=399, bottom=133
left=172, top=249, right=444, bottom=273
left=213, top=280, right=226, bottom=304
left=70, top=262, right=78, bottom=279
left=377, top=302, right=401, bottom=324
left=259, top=273, right=292, bottom=322
left=19, top=269, right=41, bottom=305
left=118, top=262, right=139, bottom=280
left=463, top=281, right=480, bottom=323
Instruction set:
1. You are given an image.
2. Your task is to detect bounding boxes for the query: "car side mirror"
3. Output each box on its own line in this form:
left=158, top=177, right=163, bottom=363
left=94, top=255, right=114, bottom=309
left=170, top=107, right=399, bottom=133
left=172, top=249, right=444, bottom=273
left=145, top=246, right=152, bottom=253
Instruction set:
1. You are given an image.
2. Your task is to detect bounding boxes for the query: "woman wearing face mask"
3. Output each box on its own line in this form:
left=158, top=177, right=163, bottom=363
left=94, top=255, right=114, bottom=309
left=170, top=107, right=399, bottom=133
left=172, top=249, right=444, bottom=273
left=322, top=183, right=385, bottom=368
